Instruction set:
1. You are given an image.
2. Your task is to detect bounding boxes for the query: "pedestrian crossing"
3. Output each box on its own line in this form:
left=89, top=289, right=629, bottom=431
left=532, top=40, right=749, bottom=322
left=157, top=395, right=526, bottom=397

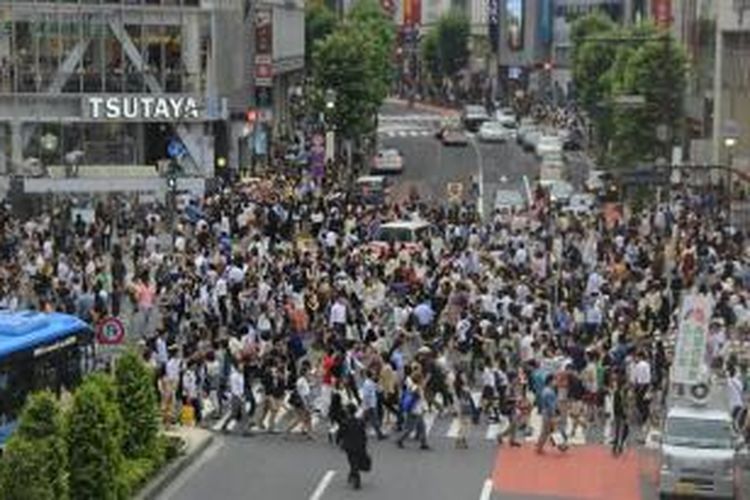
left=205, top=389, right=660, bottom=449
left=378, top=129, right=433, bottom=139
left=376, top=113, right=440, bottom=140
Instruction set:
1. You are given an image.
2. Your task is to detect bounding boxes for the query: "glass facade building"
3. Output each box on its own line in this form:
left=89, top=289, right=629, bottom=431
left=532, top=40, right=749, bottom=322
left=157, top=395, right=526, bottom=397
left=0, top=0, right=228, bottom=182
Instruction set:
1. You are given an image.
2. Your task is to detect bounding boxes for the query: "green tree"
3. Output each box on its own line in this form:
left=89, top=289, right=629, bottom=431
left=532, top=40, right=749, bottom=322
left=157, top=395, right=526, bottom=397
left=115, top=350, right=159, bottom=460
left=67, top=376, right=124, bottom=500
left=610, top=33, right=687, bottom=166
left=571, top=15, right=687, bottom=167
left=305, top=2, right=338, bottom=67
left=0, top=392, right=69, bottom=500
left=312, top=27, right=380, bottom=138
left=422, top=10, right=470, bottom=83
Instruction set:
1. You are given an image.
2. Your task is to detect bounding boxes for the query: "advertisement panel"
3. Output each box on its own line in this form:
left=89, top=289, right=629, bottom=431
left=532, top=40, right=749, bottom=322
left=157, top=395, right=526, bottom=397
left=672, top=294, right=713, bottom=384
left=651, top=0, right=672, bottom=28
left=488, top=0, right=499, bottom=53
left=506, top=0, right=524, bottom=51
left=255, top=8, right=273, bottom=87
left=403, top=0, right=421, bottom=27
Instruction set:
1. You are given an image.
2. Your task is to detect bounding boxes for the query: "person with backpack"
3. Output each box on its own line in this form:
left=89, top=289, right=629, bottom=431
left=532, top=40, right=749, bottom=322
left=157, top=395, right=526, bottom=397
left=396, top=370, right=430, bottom=450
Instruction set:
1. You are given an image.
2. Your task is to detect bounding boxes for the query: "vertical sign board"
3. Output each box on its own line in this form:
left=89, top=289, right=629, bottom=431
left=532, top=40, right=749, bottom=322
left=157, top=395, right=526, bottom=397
left=255, top=9, right=273, bottom=88
left=506, top=0, right=524, bottom=51
left=488, top=0, right=499, bottom=53
left=671, top=294, right=713, bottom=384
left=651, top=0, right=672, bottom=29
left=403, top=0, right=421, bottom=26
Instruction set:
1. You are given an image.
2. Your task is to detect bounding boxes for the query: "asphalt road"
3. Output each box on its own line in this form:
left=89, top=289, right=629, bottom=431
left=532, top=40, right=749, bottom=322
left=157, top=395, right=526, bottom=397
left=376, top=103, right=539, bottom=217
left=158, top=421, right=666, bottom=500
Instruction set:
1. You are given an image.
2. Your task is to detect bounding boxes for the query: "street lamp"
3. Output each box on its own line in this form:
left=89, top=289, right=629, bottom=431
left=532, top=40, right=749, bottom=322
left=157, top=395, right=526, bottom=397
left=724, top=136, right=738, bottom=168
left=325, top=88, right=336, bottom=110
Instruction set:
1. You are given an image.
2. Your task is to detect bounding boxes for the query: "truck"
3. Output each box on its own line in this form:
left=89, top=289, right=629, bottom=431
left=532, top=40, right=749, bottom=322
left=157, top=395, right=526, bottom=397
left=658, top=380, right=748, bottom=499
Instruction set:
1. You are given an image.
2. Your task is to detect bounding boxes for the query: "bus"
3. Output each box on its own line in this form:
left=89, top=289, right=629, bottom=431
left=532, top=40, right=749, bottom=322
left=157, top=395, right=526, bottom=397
left=0, top=310, right=95, bottom=447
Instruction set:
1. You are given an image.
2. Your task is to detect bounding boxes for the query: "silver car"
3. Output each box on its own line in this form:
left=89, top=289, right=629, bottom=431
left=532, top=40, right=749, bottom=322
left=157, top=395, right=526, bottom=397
left=659, top=405, right=746, bottom=499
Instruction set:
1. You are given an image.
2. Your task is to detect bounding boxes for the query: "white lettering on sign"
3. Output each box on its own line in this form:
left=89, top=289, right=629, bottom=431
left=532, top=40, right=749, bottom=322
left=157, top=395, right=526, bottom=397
left=86, top=96, right=202, bottom=121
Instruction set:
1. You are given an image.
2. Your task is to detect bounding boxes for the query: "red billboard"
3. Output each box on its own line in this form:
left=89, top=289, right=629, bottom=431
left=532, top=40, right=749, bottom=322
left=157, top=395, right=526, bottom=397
left=651, top=0, right=671, bottom=28
left=403, top=0, right=421, bottom=27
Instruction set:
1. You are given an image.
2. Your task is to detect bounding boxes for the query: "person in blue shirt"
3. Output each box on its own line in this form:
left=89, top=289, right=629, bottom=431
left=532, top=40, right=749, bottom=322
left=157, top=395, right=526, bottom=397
left=361, top=370, right=387, bottom=440
left=535, top=374, right=567, bottom=453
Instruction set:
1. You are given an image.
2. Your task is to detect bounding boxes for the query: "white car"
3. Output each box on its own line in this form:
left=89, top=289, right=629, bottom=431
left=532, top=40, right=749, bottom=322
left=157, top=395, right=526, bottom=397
left=562, top=193, right=597, bottom=215
left=478, top=121, right=512, bottom=143
left=494, top=189, right=527, bottom=213
left=539, top=179, right=574, bottom=204
left=371, top=148, right=404, bottom=173
left=535, top=135, right=563, bottom=158
left=494, top=109, right=516, bottom=128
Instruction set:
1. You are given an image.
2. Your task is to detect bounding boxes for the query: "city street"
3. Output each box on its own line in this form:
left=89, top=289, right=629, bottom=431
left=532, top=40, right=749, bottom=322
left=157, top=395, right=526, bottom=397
left=158, top=424, right=663, bottom=500
left=376, top=102, right=539, bottom=216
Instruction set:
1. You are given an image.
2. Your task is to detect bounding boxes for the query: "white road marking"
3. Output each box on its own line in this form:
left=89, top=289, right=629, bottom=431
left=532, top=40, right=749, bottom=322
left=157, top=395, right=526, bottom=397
left=446, top=418, right=461, bottom=439
left=212, top=411, right=231, bottom=432
left=424, top=412, right=436, bottom=436
left=479, top=478, right=493, bottom=500
left=160, top=440, right=224, bottom=500
left=485, top=419, right=509, bottom=441
left=310, top=470, right=336, bottom=500
left=525, top=411, right=543, bottom=442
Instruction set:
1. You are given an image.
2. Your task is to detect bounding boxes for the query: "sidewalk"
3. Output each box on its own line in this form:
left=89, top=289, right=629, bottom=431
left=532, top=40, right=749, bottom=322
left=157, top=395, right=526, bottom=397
left=384, top=97, right=460, bottom=116
left=136, top=427, right=214, bottom=500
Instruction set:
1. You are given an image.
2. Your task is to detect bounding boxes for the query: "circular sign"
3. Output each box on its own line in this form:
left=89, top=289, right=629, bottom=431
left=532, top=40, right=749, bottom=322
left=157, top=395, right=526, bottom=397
left=97, top=317, right=125, bottom=345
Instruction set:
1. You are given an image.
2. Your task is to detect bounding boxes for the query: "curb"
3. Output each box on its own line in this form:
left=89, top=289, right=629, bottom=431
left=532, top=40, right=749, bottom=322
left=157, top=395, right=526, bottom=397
left=135, top=433, right=215, bottom=500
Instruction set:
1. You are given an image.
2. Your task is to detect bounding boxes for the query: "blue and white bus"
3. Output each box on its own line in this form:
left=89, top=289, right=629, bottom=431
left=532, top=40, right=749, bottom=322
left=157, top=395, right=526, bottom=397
left=0, top=310, right=95, bottom=446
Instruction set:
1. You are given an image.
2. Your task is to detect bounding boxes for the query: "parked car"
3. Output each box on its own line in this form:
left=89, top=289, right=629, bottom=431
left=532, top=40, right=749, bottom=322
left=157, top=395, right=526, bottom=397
left=462, top=104, right=490, bottom=132
left=494, top=188, right=527, bottom=213
left=478, top=121, right=513, bottom=143
left=494, top=108, right=517, bottom=128
left=535, top=135, right=563, bottom=159
left=371, top=148, right=404, bottom=174
left=440, top=127, right=469, bottom=146
left=539, top=179, right=575, bottom=204
left=562, top=193, right=597, bottom=216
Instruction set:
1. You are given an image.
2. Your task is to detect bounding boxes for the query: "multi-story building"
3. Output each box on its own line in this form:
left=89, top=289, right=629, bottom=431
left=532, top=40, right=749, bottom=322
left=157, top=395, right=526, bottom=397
left=0, top=0, right=302, bottom=195
left=712, top=0, right=750, bottom=171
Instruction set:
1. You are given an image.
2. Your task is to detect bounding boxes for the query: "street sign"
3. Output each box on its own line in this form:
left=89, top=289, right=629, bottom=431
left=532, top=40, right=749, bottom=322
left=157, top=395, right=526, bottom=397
left=672, top=294, right=713, bottom=384
left=613, top=94, right=646, bottom=107
left=167, top=138, right=187, bottom=159
left=447, top=182, right=463, bottom=202
left=96, top=317, right=125, bottom=345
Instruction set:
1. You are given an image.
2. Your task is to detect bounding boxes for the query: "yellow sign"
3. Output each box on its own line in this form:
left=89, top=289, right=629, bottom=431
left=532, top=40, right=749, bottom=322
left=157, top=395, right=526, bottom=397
left=447, top=182, right=463, bottom=202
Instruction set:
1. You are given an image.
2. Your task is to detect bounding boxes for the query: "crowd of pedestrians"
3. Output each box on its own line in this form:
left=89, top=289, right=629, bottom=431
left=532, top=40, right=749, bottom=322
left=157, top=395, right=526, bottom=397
left=1, top=167, right=749, bottom=473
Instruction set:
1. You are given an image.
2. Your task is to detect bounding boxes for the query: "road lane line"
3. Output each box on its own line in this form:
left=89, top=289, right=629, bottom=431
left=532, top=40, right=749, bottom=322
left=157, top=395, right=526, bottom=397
left=160, top=440, right=224, bottom=500
left=479, top=478, right=493, bottom=500
left=310, top=470, right=336, bottom=500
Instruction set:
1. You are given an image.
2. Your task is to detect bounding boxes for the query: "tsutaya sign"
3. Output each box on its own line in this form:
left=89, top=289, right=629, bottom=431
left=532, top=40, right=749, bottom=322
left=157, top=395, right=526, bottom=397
left=83, top=95, right=204, bottom=121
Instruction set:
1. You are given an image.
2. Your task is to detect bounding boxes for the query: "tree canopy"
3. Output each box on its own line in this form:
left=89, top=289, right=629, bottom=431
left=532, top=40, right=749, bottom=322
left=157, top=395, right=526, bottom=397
left=421, top=10, right=470, bottom=83
left=571, top=14, right=687, bottom=167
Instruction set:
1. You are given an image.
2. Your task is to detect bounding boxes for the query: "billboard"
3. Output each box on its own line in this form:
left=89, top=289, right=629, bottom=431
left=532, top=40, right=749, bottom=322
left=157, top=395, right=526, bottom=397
left=506, top=0, right=524, bottom=51
left=672, top=294, right=713, bottom=384
left=403, top=0, right=421, bottom=26
left=488, top=0, right=499, bottom=52
left=651, top=0, right=671, bottom=28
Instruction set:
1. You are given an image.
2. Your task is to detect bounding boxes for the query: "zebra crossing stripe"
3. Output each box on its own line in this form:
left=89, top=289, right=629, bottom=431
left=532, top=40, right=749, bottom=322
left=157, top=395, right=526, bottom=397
left=526, top=411, right=543, bottom=442
left=485, top=422, right=503, bottom=441
left=212, top=411, right=232, bottom=432
left=446, top=418, right=461, bottom=439
left=424, top=412, right=436, bottom=436
left=645, top=429, right=661, bottom=450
